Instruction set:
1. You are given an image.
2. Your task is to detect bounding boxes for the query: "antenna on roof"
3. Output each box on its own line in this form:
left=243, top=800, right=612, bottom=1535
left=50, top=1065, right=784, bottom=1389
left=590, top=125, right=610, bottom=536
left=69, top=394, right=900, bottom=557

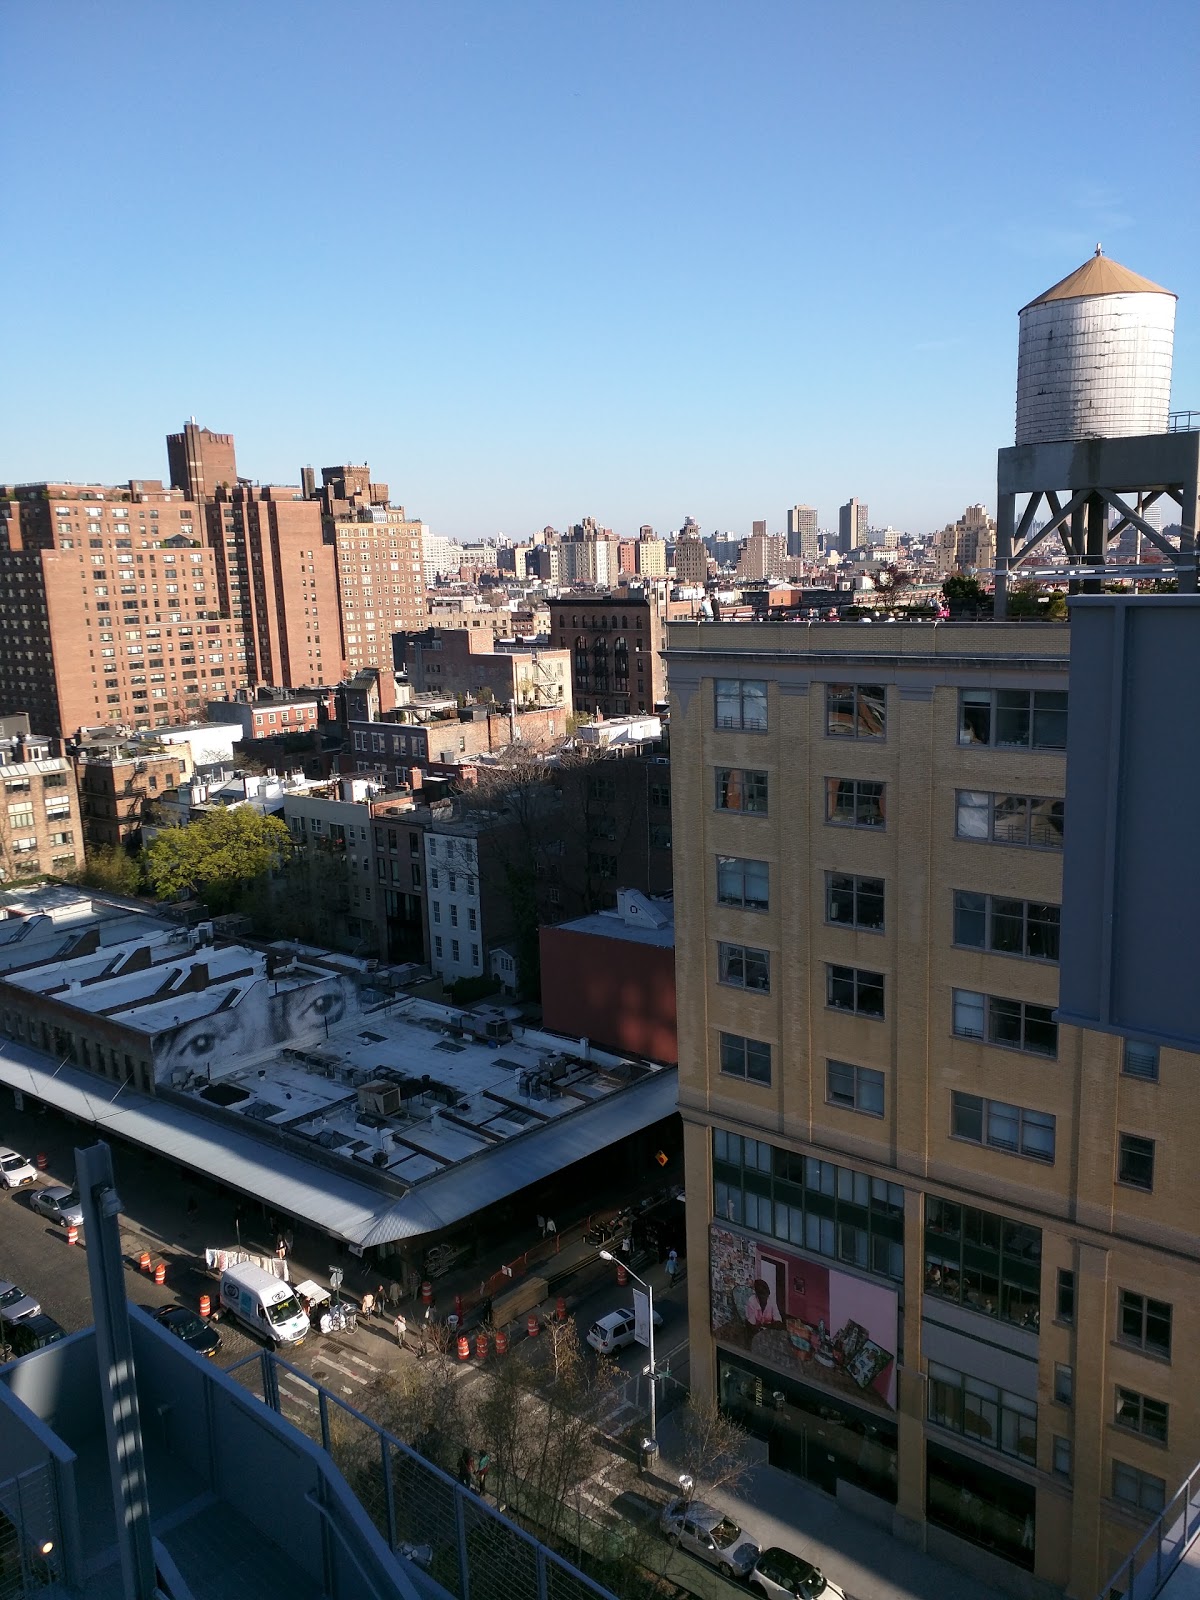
left=1095, top=243, right=1103, bottom=257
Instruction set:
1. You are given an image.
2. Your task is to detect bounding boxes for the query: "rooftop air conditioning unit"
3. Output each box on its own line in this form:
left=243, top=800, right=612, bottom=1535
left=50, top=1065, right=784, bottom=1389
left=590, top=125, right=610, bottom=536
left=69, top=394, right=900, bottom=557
left=357, top=1080, right=403, bottom=1118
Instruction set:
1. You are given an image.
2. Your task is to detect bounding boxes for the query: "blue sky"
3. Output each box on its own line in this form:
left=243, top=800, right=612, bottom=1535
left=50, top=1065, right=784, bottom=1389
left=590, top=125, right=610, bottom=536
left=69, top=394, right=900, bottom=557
left=2, top=1, right=1197, bottom=540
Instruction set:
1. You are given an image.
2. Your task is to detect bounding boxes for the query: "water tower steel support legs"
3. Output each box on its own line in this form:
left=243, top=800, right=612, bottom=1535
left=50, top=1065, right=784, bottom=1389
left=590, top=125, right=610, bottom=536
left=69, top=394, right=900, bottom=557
left=995, top=491, right=1016, bottom=618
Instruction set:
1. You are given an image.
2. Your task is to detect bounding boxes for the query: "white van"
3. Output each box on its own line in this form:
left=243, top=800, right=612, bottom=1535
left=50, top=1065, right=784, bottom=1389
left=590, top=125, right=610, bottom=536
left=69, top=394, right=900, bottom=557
left=219, top=1262, right=310, bottom=1347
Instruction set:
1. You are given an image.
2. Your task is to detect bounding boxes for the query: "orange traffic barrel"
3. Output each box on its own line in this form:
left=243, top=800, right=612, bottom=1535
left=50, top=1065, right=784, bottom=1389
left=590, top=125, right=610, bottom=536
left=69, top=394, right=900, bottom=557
left=139, top=1251, right=152, bottom=1274
left=475, top=1330, right=488, bottom=1359
left=495, top=1329, right=509, bottom=1355
left=153, top=1261, right=166, bottom=1286
left=617, top=1263, right=627, bottom=1286
left=35, top=1153, right=47, bottom=1171
left=420, top=1280, right=433, bottom=1305
left=526, top=1313, right=539, bottom=1338
left=66, top=1225, right=79, bottom=1247
left=199, top=1294, right=211, bottom=1319
left=555, top=1296, right=566, bottom=1321
left=456, top=1333, right=470, bottom=1361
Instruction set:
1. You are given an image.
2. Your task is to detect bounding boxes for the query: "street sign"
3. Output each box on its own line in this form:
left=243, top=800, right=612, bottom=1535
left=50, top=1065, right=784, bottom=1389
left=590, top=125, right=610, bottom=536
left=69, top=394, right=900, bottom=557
left=633, top=1286, right=651, bottom=1348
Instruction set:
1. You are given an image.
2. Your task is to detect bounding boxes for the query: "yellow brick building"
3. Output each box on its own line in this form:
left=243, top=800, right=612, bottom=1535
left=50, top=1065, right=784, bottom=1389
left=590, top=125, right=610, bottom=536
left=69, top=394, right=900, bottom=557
left=666, top=619, right=1197, bottom=1599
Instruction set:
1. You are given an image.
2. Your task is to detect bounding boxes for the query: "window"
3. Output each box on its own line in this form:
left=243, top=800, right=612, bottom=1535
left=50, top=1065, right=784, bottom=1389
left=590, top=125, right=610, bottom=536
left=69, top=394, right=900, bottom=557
left=927, top=1362, right=1037, bottom=1464
left=825, top=777, right=885, bottom=829
left=716, top=768, right=768, bottom=813
left=468, top=908, right=477, bottom=931
left=713, top=1129, right=905, bottom=1280
left=718, top=943, right=770, bottom=993
left=432, top=903, right=441, bottom=924
left=718, top=1032, right=771, bottom=1085
left=953, top=892, right=1060, bottom=961
left=951, top=1092, right=1056, bottom=1161
left=1054, top=1364, right=1073, bottom=1405
left=1115, top=1387, right=1169, bottom=1443
left=952, top=989, right=1058, bottom=1057
left=827, top=874, right=885, bottom=931
left=434, top=935, right=443, bottom=958
left=1056, top=1268, right=1075, bottom=1324
left=1112, top=1461, right=1166, bottom=1515
left=826, top=1060, right=884, bottom=1117
left=717, top=856, right=769, bottom=910
left=715, top=678, right=767, bottom=731
left=1053, top=1436, right=1072, bottom=1478
left=1118, top=1133, right=1155, bottom=1191
left=451, top=939, right=460, bottom=961
left=958, top=688, right=1068, bottom=750
left=430, top=868, right=439, bottom=889
left=449, top=905, right=458, bottom=927
left=826, top=965, right=884, bottom=1018
left=826, top=683, right=886, bottom=739
left=1123, top=1040, right=1159, bottom=1081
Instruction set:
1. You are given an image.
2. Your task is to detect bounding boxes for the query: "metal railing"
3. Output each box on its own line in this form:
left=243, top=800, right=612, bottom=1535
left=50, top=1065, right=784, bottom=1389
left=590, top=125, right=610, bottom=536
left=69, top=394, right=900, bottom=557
left=228, top=1348, right=620, bottom=1600
left=0, top=1463, right=61, bottom=1599
left=1098, top=1459, right=1200, bottom=1599
left=1168, top=411, right=1200, bottom=433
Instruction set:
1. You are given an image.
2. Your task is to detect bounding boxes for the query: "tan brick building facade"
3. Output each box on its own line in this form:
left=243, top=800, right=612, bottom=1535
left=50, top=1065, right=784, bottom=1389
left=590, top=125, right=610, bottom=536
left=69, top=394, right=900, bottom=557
left=666, top=619, right=1198, bottom=1599
left=0, top=733, right=82, bottom=881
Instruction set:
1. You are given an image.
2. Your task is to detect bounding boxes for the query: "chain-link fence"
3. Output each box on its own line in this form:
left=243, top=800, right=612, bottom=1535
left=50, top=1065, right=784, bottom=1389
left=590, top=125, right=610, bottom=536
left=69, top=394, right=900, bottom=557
left=0, top=1463, right=60, bottom=1600
left=229, top=1349, right=620, bottom=1600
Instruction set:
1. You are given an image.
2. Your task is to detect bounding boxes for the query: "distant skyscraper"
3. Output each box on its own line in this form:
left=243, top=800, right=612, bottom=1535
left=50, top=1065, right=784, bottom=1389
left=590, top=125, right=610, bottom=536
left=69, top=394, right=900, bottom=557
left=787, top=504, right=819, bottom=559
left=838, top=498, right=868, bottom=554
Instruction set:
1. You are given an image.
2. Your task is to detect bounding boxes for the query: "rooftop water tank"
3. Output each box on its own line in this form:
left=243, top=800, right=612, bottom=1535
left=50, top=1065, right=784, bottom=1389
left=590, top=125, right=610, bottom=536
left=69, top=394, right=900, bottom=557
left=1015, top=247, right=1176, bottom=445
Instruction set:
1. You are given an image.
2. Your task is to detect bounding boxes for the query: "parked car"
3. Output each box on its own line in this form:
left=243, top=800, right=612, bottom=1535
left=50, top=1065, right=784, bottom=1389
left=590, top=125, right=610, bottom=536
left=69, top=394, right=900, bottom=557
left=154, top=1304, right=222, bottom=1359
left=659, top=1498, right=760, bottom=1578
left=586, top=1305, right=664, bottom=1356
left=0, top=1148, right=37, bottom=1189
left=749, top=1546, right=847, bottom=1599
left=29, top=1185, right=84, bottom=1228
left=4, top=1315, right=66, bottom=1358
left=0, top=1281, right=41, bottom=1324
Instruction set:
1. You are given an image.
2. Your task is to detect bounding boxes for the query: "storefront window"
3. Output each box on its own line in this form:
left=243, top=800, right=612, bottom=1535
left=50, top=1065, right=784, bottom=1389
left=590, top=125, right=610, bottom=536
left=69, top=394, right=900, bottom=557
left=926, top=1442, right=1035, bottom=1570
left=924, top=1197, right=1041, bottom=1329
left=719, top=1350, right=898, bottom=1504
left=927, top=1362, right=1036, bottom=1464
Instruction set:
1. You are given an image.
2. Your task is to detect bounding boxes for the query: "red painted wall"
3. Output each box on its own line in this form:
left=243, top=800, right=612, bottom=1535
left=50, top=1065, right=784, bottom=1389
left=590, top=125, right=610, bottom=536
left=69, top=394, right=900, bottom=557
left=538, top=926, right=677, bottom=1064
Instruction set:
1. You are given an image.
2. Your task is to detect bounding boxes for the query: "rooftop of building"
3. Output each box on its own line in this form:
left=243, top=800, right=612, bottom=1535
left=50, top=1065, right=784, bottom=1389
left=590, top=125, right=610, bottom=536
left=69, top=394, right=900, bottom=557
left=665, top=617, right=1071, bottom=662
left=0, top=889, right=676, bottom=1245
left=553, top=889, right=675, bottom=950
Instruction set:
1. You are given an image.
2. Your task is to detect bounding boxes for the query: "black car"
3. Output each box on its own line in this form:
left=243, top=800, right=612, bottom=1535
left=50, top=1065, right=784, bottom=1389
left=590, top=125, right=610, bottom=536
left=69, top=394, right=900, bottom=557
left=154, top=1304, right=223, bottom=1359
left=5, top=1314, right=66, bottom=1358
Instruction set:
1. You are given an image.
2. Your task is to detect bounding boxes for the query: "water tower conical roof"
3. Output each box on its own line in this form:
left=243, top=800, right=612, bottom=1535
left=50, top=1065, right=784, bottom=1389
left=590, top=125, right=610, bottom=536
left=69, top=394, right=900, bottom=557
left=1022, top=247, right=1175, bottom=312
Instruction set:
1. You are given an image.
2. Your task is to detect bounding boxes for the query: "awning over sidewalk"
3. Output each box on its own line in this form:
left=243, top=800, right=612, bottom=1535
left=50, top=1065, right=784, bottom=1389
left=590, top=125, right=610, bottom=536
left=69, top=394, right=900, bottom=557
left=0, top=1040, right=678, bottom=1249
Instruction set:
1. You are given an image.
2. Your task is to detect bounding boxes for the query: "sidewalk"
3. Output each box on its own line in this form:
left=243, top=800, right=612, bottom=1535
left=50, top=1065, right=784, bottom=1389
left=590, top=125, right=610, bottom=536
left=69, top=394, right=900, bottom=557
left=646, top=1411, right=1012, bottom=1600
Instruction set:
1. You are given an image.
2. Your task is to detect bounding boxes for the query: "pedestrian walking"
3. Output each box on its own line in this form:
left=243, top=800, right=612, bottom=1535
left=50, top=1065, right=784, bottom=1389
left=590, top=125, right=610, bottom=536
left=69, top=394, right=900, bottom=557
left=456, top=1449, right=473, bottom=1489
left=473, top=1451, right=491, bottom=1497
left=284, top=1229, right=294, bottom=1256
left=361, top=1291, right=375, bottom=1320
left=417, top=1306, right=431, bottom=1360
left=375, top=1283, right=387, bottom=1317
left=275, top=1236, right=287, bottom=1262
left=666, top=1249, right=679, bottom=1285
left=394, top=1311, right=407, bottom=1350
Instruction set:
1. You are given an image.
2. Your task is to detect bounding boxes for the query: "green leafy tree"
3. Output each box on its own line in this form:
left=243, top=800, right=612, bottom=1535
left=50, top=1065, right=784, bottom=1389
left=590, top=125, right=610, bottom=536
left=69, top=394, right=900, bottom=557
left=941, top=575, right=987, bottom=609
left=144, top=808, right=292, bottom=908
left=73, top=844, right=144, bottom=896
left=1007, top=580, right=1067, bottom=620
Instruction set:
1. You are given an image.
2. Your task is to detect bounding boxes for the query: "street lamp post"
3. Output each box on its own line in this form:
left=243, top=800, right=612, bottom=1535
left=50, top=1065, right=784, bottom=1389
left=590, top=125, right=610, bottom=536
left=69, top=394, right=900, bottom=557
left=600, top=1249, right=657, bottom=1457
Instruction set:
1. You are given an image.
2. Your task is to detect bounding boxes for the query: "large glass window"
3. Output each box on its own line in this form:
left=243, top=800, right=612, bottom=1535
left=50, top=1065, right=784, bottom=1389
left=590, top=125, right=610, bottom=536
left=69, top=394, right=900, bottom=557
left=827, top=874, right=885, bottom=932
left=924, top=1197, right=1041, bottom=1329
left=952, top=988, right=1058, bottom=1057
left=927, top=1362, right=1037, bottom=1464
left=712, top=1129, right=904, bottom=1280
left=826, top=683, right=886, bottom=739
left=826, top=1060, right=885, bottom=1117
left=958, top=689, right=1068, bottom=750
left=956, top=790, right=1064, bottom=849
left=826, top=777, right=886, bottom=829
left=716, top=768, right=769, bottom=814
left=717, top=856, right=769, bottom=910
left=953, top=892, right=1060, bottom=962
left=926, top=1443, right=1036, bottom=1571
left=1119, top=1290, right=1172, bottom=1359
left=951, top=1092, right=1056, bottom=1163
left=715, top=678, right=768, bottom=731
left=719, top=1032, right=772, bottom=1085
left=826, top=965, right=884, bottom=1018
left=718, top=943, right=770, bottom=993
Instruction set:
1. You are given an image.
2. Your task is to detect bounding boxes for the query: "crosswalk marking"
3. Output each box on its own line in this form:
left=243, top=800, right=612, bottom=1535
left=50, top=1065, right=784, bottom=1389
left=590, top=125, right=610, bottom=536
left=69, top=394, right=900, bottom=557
left=339, top=1351, right=380, bottom=1374
left=313, top=1353, right=371, bottom=1385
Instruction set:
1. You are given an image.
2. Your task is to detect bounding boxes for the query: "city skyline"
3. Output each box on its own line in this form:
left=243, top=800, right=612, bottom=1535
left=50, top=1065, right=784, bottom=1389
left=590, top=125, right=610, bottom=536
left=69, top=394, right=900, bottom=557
left=2, top=1, right=1197, bottom=540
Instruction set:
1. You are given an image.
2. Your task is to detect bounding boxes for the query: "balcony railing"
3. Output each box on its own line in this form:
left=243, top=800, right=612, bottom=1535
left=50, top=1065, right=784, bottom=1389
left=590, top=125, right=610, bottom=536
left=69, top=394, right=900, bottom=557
left=1098, top=1459, right=1200, bottom=1599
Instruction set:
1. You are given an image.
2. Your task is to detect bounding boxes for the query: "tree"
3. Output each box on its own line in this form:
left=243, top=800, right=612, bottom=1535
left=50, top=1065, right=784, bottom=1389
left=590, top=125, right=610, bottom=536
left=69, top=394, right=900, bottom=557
left=1006, top=579, right=1067, bottom=620
left=941, top=575, right=987, bottom=609
left=73, top=844, right=143, bottom=896
left=674, top=1393, right=754, bottom=1507
left=144, top=807, right=292, bottom=909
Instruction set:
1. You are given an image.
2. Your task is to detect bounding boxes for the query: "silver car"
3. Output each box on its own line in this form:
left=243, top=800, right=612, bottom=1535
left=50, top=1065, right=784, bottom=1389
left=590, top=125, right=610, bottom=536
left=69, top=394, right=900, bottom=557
left=659, top=1497, right=760, bottom=1578
left=0, top=1281, right=41, bottom=1324
left=29, top=1185, right=84, bottom=1228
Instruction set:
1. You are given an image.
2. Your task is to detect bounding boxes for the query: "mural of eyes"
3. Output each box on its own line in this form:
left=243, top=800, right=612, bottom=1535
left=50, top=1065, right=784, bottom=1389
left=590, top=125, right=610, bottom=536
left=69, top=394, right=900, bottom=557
left=177, top=1029, right=220, bottom=1060
left=283, top=984, right=346, bottom=1034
